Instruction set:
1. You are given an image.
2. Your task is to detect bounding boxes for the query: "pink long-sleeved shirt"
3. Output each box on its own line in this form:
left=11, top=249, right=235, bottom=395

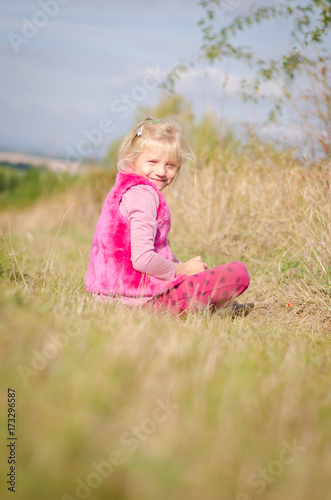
left=95, top=184, right=179, bottom=306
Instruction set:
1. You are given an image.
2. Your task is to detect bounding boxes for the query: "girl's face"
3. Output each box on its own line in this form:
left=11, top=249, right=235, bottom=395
left=131, top=141, right=179, bottom=191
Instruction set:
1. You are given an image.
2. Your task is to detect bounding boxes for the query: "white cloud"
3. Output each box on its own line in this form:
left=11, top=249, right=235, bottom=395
left=176, top=66, right=283, bottom=101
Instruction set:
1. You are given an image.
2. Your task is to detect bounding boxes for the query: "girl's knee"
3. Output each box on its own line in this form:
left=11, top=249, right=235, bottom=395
left=233, top=261, right=250, bottom=289
left=234, top=261, right=250, bottom=276
left=221, top=261, right=250, bottom=289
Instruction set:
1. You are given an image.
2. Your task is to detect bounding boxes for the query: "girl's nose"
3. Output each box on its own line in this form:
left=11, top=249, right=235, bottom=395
left=155, top=163, right=167, bottom=177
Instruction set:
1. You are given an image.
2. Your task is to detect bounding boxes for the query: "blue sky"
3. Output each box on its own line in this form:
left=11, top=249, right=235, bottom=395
left=0, top=0, right=328, bottom=162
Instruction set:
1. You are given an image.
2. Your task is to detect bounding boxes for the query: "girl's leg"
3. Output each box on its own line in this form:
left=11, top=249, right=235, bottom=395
left=146, top=261, right=250, bottom=316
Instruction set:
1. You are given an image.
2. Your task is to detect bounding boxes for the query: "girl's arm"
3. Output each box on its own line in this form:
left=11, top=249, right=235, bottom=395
left=120, top=185, right=177, bottom=280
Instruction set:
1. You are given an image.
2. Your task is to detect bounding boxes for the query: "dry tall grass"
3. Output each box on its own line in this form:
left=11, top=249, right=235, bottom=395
left=0, top=153, right=330, bottom=500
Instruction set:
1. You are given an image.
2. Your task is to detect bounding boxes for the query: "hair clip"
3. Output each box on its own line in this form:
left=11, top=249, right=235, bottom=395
left=151, top=119, right=162, bottom=123
left=137, top=125, right=144, bottom=136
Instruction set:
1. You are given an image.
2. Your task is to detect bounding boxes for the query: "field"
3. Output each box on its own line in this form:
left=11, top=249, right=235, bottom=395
left=0, top=151, right=330, bottom=500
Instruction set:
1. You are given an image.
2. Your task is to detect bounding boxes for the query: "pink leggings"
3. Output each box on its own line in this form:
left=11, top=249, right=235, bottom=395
left=144, top=261, right=250, bottom=316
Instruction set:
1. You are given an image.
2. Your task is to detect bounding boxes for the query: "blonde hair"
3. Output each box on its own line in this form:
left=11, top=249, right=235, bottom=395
left=117, top=117, right=195, bottom=173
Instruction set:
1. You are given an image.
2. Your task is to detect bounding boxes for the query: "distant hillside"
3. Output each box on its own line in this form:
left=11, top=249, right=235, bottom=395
left=0, top=151, right=79, bottom=173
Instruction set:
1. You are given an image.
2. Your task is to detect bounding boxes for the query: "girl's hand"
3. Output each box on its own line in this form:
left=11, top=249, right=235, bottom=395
left=175, top=256, right=208, bottom=277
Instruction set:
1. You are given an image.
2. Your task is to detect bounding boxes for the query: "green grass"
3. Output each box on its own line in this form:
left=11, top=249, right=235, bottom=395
left=0, top=156, right=330, bottom=500
left=0, top=164, right=82, bottom=210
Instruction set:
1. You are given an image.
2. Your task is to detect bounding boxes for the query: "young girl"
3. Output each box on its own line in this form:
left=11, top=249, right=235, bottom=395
left=85, top=117, right=251, bottom=316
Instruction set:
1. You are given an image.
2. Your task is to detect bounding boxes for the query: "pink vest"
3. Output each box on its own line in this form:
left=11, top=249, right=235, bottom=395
left=85, top=171, right=186, bottom=297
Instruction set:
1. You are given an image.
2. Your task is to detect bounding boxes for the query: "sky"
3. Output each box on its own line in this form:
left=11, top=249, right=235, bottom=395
left=0, top=0, right=329, bottom=163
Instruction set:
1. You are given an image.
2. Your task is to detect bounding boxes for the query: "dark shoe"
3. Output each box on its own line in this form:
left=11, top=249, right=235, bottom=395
left=230, top=302, right=254, bottom=318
